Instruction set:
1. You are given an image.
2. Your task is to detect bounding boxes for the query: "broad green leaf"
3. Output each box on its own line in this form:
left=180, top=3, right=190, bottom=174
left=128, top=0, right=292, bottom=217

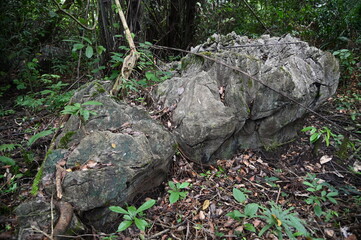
left=134, top=217, right=148, bottom=231
left=310, top=133, right=321, bottom=143
left=117, top=220, right=133, bottom=232
left=326, top=191, right=338, bottom=197
left=40, top=89, right=54, bottom=95
left=302, top=181, right=314, bottom=187
left=169, top=192, right=180, bottom=204
left=85, top=46, right=94, bottom=58
left=82, top=101, right=103, bottom=106
left=244, top=203, right=260, bottom=217
left=109, top=206, right=129, bottom=215
left=123, top=215, right=132, bottom=221
left=226, top=210, right=244, bottom=219
left=179, top=182, right=190, bottom=188
left=179, top=191, right=188, bottom=198
left=327, top=197, right=337, bottom=204
left=82, top=109, right=90, bottom=121
left=233, top=188, right=247, bottom=203
left=0, top=156, right=16, bottom=166
left=81, top=36, right=92, bottom=44
left=137, top=199, right=156, bottom=213
left=27, top=129, right=54, bottom=147
left=314, top=205, right=322, bottom=217
left=168, top=181, right=175, bottom=190
left=244, top=223, right=256, bottom=232
left=97, top=45, right=106, bottom=55
left=316, top=185, right=323, bottom=191
left=306, top=187, right=316, bottom=192
left=127, top=206, right=137, bottom=216
left=145, top=72, right=158, bottom=82
left=72, top=43, right=84, bottom=51
left=301, top=126, right=314, bottom=132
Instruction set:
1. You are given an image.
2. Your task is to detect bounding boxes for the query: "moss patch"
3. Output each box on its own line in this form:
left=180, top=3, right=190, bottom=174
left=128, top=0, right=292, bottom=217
left=59, top=131, right=76, bottom=149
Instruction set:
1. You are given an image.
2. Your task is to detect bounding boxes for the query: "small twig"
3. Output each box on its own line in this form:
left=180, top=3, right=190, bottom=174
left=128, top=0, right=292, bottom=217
left=275, top=187, right=281, bottom=204
left=147, top=228, right=170, bottom=239
left=31, top=225, right=53, bottom=240
left=51, top=195, right=54, bottom=238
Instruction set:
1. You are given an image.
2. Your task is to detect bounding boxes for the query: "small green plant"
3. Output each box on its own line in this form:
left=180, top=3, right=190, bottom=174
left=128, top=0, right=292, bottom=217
left=0, top=129, right=54, bottom=167
left=65, top=37, right=106, bottom=59
left=168, top=181, right=190, bottom=204
left=301, top=126, right=341, bottom=147
left=0, top=144, right=20, bottom=166
left=107, top=42, right=172, bottom=96
left=0, top=173, right=23, bottom=194
left=109, top=199, right=156, bottom=232
left=258, top=202, right=309, bottom=239
left=61, top=101, right=103, bottom=122
left=15, top=80, right=73, bottom=112
left=226, top=188, right=309, bottom=239
left=333, top=49, right=357, bottom=78
left=264, top=176, right=280, bottom=188
left=227, top=188, right=260, bottom=233
left=335, top=92, right=361, bottom=122
left=303, top=173, right=339, bottom=217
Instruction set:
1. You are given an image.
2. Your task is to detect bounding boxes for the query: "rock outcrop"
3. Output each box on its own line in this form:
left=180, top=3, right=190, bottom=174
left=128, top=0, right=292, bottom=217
left=16, top=33, right=340, bottom=237
left=153, top=33, right=339, bottom=164
left=16, top=81, right=176, bottom=237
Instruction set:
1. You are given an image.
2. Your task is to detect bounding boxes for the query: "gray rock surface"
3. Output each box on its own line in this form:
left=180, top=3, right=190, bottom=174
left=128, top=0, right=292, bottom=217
left=17, top=81, right=176, bottom=233
left=153, top=32, right=340, bottom=163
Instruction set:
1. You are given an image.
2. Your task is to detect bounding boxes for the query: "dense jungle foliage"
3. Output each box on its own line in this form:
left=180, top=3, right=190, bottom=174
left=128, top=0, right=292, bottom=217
left=0, top=0, right=360, bottom=239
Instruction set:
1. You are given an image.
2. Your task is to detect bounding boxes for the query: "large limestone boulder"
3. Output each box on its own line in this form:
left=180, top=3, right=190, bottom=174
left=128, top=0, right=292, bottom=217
left=16, top=81, right=176, bottom=236
left=153, top=33, right=340, bottom=164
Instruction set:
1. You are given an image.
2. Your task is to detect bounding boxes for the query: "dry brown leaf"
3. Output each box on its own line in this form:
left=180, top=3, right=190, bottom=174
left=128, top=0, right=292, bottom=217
left=253, top=219, right=262, bottom=227
left=202, top=200, right=210, bottom=210
left=234, top=225, right=243, bottom=233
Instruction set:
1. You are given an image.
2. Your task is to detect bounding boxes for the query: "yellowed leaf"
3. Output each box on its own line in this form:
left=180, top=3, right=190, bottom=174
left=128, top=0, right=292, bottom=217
left=202, top=200, right=210, bottom=210
left=66, top=169, right=72, bottom=172
left=272, top=214, right=282, bottom=226
left=111, top=143, right=116, bottom=148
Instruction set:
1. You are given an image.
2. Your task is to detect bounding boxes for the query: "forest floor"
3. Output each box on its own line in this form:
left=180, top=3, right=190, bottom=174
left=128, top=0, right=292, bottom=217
left=0, top=78, right=360, bottom=240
